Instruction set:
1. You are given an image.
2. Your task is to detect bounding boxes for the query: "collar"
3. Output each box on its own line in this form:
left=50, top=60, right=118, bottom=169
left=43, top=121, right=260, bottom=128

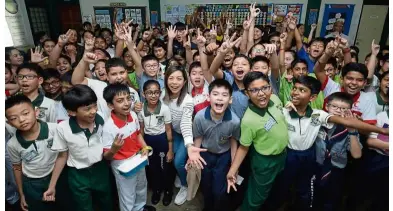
left=341, top=87, right=360, bottom=103
left=32, top=93, right=44, bottom=107
left=143, top=101, right=162, bottom=117
left=289, top=105, right=313, bottom=119
left=376, top=89, right=388, bottom=106
left=111, top=111, right=134, bottom=128
left=204, top=105, right=232, bottom=121
left=248, top=100, right=274, bottom=117
left=69, top=114, right=104, bottom=134
left=192, top=86, right=204, bottom=96
left=16, top=121, right=49, bottom=149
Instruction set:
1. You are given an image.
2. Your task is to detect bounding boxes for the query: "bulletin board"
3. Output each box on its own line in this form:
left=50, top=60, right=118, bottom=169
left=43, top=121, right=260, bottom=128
left=164, top=4, right=274, bottom=26
left=93, top=6, right=147, bottom=31
left=272, top=4, right=303, bottom=26
left=320, top=4, right=354, bottom=36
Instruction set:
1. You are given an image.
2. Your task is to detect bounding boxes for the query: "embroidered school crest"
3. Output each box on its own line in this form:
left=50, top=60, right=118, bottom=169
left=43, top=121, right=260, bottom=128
left=310, top=114, right=321, bottom=126
left=287, top=123, right=296, bottom=132
left=46, top=138, right=53, bottom=148
left=37, top=107, right=47, bottom=119
left=156, top=116, right=164, bottom=125
left=219, top=134, right=231, bottom=145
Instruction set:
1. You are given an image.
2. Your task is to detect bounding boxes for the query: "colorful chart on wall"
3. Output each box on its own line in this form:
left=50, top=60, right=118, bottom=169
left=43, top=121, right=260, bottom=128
left=94, top=6, right=146, bottom=31
left=272, top=4, right=302, bottom=26
left=321, top=4, right=354, bottom=36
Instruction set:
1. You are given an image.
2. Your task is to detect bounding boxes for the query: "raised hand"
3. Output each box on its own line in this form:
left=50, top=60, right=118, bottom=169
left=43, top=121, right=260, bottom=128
left=196, top=28, right=207, bottom=48
left=226, top=18, right=234, bottom=29
left=287, top=15, right=297, bottom=31
left=210, top=25, right=217, bottom=38
left=219, top=32, right=241, bottom=54
left=371, top=39, right=380, bottom=56
left=58, top=29, right=72, bottom=47
left=280, top=32, right=288, bottom=43
left=30, top=46, right=48, bottom=63
left=114, top=23, right=126, bottom=40
left=264, top=43, right=277, bottom=55
left=336, top=36, right=349, bottom=50
left=83, top=52, right=98, bottom=64
left=167, top=25, right=177, bottom=40
left=249, top=2, right=261, bottom=19
left=123, top=25, right=135, bottom=49
left=111, top=134, right=125, bottom=153
left=84, top=37, right=95, bottom=52
left=243, top=14, right=252, bottom=30
left=183, top=35, right=191, bottom=50
left=311, top=23, right=317, bottom=30
left=205, top=42, right=220, bottom=54
left=325, top=40, right=338, bottom=56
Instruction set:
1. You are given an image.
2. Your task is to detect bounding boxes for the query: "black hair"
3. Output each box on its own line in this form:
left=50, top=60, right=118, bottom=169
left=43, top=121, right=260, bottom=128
left=254, top=25, right=264, bottom=34
left=41, top=68, right=60, bottom=81
left=208, top=79, right=233, bottom=96
left=143, top=79, right=161, bottom=92
left=365, top=53, right=372, bottom=61
left=341, top=62, right=368, bottom=79
left=83, top=21, right=92, bottom=27
left=252, top=56, right=270, bottom=66
left=309, top=37, right=326, bottom=47
left=325, top=37, right=335, bottom=44
left=296, top=24, right=304, bottom=28
left=189, top=61, right=201, bottom=74
left=83, top=30, right=94, bottom=38
left=5, top=94, right=33, bottom=113
left=233, top=54, right=251, bottom=66
left=103, top=83, right=131, bottom=103
left=326, top=57, right=338, bottom=69
left=16, top=63, right=43, bottom=76
left=60, top=71, right=72, bottom=84
left=350, top=46, right=360, bottom=55
left=105, top=58, right=127, bottom=73
left=285, top=50, right=297, bottom=60
left=192, top=51, right=200, bottom=60
left=58, top=55, right=72, bottom=65
left=380, top=53, right=389, bottom=63
left=5, top=63, right=11, bottom=72
left=93, top=48, right=111, bottom=59
left=34, top=31, right=47, bottom=44
left=42, top=39, right=55, bottom=47
left=122, top=48, right=130, bottom=57
left=291, top=59, right=308, bottom=70
left=268, top=31, right=281, bottom=41
left=5, top=47, right=19, bottom=61
left=141, top=54, right=159, bottom=66
left=174, top=22, right=186, bottom=30
left=152, top=39, right=167, bottom=51
left=62, top=84, right=97, bottom=112
left=100, top=28, right=113, bottom=36
left=243, top=71, right=270, bottom=90
left=164, top=65, right=188, bottom=106
left=93, top=59, right=107, bottom=70
left=293, top=76, right=321, bottom=95
left=248, top=43, right=266, bottom=56
left=378, top=70, right=389, bottom=82
left=350, top=52, right=358, bottom=63
left=326, top=92, right=353, bottom=108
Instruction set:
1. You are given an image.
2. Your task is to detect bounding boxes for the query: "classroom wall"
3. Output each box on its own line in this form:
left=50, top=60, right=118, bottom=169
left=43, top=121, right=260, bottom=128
left=160, top=0, right=309, bottom=25
left=316, top=0, right=364, bottom=42
left=78, top=0, right=150, bottom=18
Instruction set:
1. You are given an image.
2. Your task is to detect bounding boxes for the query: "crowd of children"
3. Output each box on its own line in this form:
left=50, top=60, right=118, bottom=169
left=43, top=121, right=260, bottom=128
left=5, top=3, right=389, bottom=211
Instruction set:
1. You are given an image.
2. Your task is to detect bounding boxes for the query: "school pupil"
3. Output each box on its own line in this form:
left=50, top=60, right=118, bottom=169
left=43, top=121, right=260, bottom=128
left=55, top=72, right=74, bottom=123
left=5, top=63, right=20, bottom=98
left=138, top=80, right=175, bottom=206
left=5, top=95, right=59, bottom=211
left=45, top=85, right=114, bottom=211
left=41, top=68, right=62, bottom=101
left=227, top=72, right=289, bottom=211
left=102, top=83, right=156, bottom=211
left=93, top=59, right=108, bottom=82
left=16, top=63, right=56, bottom=123
left=193, top=79, right=240, bottom=211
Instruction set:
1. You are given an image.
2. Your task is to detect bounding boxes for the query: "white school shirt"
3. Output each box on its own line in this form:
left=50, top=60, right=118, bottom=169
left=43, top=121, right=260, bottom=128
left=54, top=101, right=69, bottom=123
left=284, top=107, right=334, bottom=150
left=7, top=122, right=58, bottom=178
left=369, top=111, right=389, bottom=156
left=32, top=93, right=57, bottom=123
left=137, top=101, right=172, bottom=135
left=51, top=113, right=105, bottom=169
left=87, top=78, right=140, bottom=120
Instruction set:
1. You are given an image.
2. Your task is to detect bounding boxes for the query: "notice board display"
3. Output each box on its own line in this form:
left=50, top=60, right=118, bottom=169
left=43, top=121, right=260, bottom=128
left=93, top=6, right=146, bottom=31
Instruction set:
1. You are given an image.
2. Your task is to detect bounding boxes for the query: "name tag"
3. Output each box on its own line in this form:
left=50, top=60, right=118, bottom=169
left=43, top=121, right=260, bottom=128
left=22, top=150, right=38, bottom=162
left=264, top=117, right=276, bottom=131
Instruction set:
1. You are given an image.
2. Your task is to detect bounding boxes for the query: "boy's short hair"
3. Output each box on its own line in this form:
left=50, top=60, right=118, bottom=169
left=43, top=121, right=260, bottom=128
left=174, top=22, right=186, bottom=31
left=252, top=56, right=270, bottom=66
left=141, top=54, right=159, bottom=66
left=341, top=62, right=368, bottom=79
left=100, top=28, right=113, bottom=36
left=378, top=70, right=389, bottom=82
left=41, top=68, right=60, bottom=81
left=189, top=61, right=201, bottom=73
left=208, top=79, right=233, bottom=96
left=293, top=76, right=321, bottom=95
left=94, top=59, right=107, bottom=70
left=350, top=52, right=358, bottom=63
left=285, top=50, right=297, bottom=60
left=152, top=39, right=167, bottom=51
left=326, top=58, right=338, bottom=69
left=105, top=58, right=126, bottom=73
left=16, top=63, right=43, bottom=76
left=93, top=48, right=111, bottom=59
left=83, top=30, right=94, bottom=38
left=291, top=59, right=308, bottom=70
left=60, top=71, right=73, bottom=84
left=326, top=92, right=353, bottom=108
left=380, top=53, right=389, bottom=63
left=5, top=94, right=33, bottom=114
left=103, top=83, right=130, bottom=103
left=309, top=37, right=326, bottom=47
left=143, top=80, right=161, bottom=92
left=192, top=51, right=200, bottom=60
left=268, top=31, right=280, bottom=40
left=350, top=46, right=360, bottom=55
left=243, top=71, right=270, bottom=90
left=59, top=55, right=72, bottom=64
left=62, top=85, right=97, bottom=112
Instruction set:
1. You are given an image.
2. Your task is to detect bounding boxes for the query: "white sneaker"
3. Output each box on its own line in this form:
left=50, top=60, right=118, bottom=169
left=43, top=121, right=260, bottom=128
left=174, top=186, right=188, bottom=205
left=174, top=176, right=181, bottom=188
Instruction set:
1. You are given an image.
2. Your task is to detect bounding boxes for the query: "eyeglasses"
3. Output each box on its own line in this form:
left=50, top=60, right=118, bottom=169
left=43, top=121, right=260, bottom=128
left=327, top=104, right=349, bottom=112
left=42, top=80, right=60, bottom=88
left=325, top=68, right=335, bottom=73
left=247, top=86, right=271, bottom=95
left=144, top=64, right=159, bottom=69
left=17, top=75, right=38, bottom=81
left=145, top=91, right=161, bottom=97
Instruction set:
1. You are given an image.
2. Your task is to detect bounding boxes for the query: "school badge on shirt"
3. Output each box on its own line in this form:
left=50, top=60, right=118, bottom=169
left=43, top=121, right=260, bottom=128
left=156, top=116, right=164, bottom=126
left=38, top=107, right=48, bottom=119
left=310, top=114, right=321, bottom=126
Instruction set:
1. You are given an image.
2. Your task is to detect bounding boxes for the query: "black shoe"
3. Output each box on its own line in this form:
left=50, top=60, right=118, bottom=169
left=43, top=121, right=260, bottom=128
left=151, top=190, right=161, bottom=205
left=143, top=205, right=156, bottom=211
left=162, top=191, right=173, bottom=206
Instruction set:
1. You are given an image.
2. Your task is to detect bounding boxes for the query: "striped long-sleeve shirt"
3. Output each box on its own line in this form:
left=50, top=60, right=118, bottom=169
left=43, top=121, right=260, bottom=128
left=167, top=94, right=194, bottom=146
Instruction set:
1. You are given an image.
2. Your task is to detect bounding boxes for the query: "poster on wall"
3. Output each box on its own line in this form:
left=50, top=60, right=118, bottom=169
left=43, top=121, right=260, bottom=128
left=308, top=9, right=318, bottom=26
left=272, top=4, right=302, bottom=26
left=5, top=0, right=34, bottom=47
left=94, top=6, right=146, bottom=31
left=321, top=4, right=354, bottom=36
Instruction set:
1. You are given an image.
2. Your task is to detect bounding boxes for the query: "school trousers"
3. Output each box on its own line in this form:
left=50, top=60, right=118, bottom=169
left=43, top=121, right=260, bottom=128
left=200, top=150, right=231, bottom=211
left=241, top=146, right=286, bottom=211
left=267, top=145, right=316, bottom=211
left=144, top=133, right=176, bottom=194
left=22, top=174, right=55, bottom=211
left=111, top=159, right=147, bottom=211
left=68, top=160, right=113, bottom=211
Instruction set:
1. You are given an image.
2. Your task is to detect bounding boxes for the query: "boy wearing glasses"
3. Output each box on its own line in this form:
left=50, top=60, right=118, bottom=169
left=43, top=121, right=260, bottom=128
left=137, top=80, right=175, bottom=206
left=41, top=68, right=62, bottom=101
left=16, top=63, right=56, bottom=123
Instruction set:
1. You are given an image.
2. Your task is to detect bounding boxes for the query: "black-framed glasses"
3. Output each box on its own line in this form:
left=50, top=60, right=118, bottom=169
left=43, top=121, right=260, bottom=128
left=42, top=80, right=61, bottom=88
left=327, top=103, right=349, bottom=112
left=247, top=85, right=271, bottom=95
left=145, top=90, right=161, bottom=97
left=17, top=75, right=38, bottom=81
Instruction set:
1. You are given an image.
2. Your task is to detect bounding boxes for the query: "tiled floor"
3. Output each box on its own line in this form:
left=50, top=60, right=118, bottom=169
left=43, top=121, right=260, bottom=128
left=146, top=188, right=204, bottom=211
